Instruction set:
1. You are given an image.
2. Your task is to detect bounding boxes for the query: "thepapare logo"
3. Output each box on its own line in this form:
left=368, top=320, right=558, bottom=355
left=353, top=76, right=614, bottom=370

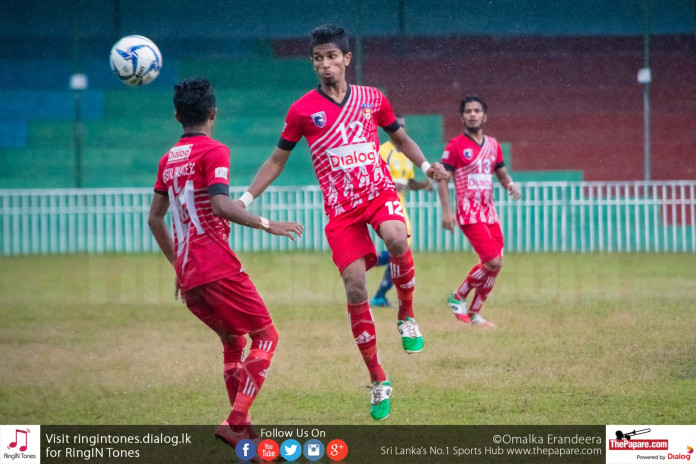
left=168, top=144, right=192, bottom=163
left=327, top=143, right=378, bottom=171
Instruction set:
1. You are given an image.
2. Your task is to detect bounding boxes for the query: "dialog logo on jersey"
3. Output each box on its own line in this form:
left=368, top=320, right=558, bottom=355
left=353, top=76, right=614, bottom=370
left=168, top=144, right=192, bottom=163
left=311, top=111, right=327, bottom=128
left=327, top=143, right=378, bottom=171
left=467, top=173, right=493, bottom=190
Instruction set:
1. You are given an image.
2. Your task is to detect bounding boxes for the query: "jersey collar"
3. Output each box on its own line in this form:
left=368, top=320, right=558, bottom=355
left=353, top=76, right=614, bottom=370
left=316, top=85, right=352, bottom=107
left=463, top=132, right=485, bottom=147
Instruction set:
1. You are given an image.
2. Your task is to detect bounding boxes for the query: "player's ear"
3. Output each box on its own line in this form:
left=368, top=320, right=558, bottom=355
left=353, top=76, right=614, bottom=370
left=343, top=51, right=352, bottom=66
left=175, top=112, right=182, bottom=124
left=210, top=107, right=217, bottom=121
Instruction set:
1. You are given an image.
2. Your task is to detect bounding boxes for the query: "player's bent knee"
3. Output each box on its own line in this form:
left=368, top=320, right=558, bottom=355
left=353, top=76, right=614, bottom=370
left=250, top=324, right=279, bottom=356
left=483, top=257, right=503, bottom=272
left=385, top=239, right=408, bottom=257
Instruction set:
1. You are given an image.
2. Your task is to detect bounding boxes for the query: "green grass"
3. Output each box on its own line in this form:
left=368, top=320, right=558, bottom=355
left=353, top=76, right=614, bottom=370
left=1, top=252, right=694, bottom=425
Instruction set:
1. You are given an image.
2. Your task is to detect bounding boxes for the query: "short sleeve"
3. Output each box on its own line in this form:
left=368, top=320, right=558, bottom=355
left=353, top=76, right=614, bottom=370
left=375, top=90, right=397, bottom=129
left=441, top=140, right=459, bottom=171
left=494, top=139, right=505, bottom=166
left=202, top=145, right=231, bottom=188
left=280, top=102, right=302, bottom=144
left=153, top=155, right=167, bottom=194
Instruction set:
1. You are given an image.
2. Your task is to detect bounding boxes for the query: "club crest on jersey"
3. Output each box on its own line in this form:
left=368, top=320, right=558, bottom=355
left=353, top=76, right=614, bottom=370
left=311, top=111, right=327, bottom=128
left=360, top=103, right=373, bottom=120
left=464, top=148, right=473, bottom=160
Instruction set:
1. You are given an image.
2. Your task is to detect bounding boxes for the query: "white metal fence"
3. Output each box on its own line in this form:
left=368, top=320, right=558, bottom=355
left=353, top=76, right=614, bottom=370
left=1, top=181, right=695, bottom=255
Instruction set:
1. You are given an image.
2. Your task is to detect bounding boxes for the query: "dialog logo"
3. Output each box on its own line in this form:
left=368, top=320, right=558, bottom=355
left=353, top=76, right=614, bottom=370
left=0, top=425, right=40, bottom=464
left=235, top=439, right=257, bottom=462
left=280, top=439, right=302, bottom=461
left=303, top=439, right=325, bottom=461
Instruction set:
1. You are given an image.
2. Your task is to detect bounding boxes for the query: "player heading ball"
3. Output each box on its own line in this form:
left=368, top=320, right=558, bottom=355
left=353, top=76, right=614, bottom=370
left=238, top=24, right=449, bottom=421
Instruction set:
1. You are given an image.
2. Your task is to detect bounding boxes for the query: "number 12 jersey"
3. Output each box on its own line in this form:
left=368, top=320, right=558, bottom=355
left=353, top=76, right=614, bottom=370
left=279, top=85, right=399, bottom=218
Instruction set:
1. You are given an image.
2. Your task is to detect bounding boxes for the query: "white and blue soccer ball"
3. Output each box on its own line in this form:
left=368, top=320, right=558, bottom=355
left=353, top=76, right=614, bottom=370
left=109, top=35, right=162, bottom=86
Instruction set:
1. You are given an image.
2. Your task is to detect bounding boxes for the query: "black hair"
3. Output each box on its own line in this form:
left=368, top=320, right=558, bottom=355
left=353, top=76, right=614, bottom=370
left=309, top=24, right=350, bottom=56
left=173, top=77, right=216, bottom=127
left=460, top=95, right=488, bottom=115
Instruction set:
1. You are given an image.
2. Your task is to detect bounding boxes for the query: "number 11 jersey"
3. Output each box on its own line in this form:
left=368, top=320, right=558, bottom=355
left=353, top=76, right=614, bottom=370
left=279, top=85, right=399, bottom=219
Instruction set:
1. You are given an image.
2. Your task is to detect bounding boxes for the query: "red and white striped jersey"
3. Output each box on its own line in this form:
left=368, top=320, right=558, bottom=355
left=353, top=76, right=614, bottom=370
left=441, top=134, right=505, bottom=225
left=154, top=134, right=242, bottom=291
left=279, top=85, right=398, bottom=218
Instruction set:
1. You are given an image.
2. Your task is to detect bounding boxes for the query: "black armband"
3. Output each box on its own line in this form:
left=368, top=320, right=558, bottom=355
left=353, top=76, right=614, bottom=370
left=277, top=138, right=297, bottom=151
left=208, top=183, right=229, bottom=198
left=382, top=120, right=401, bottom=133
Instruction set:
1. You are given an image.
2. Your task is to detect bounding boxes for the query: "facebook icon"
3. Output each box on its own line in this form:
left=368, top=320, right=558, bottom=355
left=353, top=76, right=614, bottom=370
left=235, top=439, right=257, bottom=461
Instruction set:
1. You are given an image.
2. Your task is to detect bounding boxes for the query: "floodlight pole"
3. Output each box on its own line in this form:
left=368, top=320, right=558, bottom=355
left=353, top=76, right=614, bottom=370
left=642, top=0, right=651, bottom=181
left=355, top=0, right=363, bottom=85
left=72, top=0, right=84, bottom=188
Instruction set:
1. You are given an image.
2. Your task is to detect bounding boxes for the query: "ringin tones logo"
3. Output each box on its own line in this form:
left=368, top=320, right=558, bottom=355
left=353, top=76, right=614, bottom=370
left=1, top=425, right=40, bottom=464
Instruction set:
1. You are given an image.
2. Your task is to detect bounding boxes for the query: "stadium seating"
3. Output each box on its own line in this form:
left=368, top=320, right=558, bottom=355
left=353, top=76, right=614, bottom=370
left=1, top=35, right=693, bottom=188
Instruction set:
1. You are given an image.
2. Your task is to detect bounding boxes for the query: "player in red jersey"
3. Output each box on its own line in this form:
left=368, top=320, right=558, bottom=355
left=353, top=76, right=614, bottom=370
left=237, top=24, right=449, bottom=421
left=437, top=95, right=521, bottom=328
left=147, top=78, right=303, bottom=450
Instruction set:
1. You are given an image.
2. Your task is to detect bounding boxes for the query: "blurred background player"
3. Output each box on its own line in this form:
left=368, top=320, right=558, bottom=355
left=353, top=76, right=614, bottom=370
left=147, top=77, right=303, bottom=449
left=437, top=95, right=520, bottom=328
left=237, top=24, right=449, bottom=420
left=370, top=115, right=433, bottom=307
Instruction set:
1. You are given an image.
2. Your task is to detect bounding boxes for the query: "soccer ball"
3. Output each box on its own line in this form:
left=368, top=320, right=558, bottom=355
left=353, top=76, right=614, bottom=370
left=109, top=35, right=162, bottom=86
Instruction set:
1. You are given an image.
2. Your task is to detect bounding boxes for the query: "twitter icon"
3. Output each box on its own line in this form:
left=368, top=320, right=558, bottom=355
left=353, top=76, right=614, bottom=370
left=280, top=439, right=302, bottom=461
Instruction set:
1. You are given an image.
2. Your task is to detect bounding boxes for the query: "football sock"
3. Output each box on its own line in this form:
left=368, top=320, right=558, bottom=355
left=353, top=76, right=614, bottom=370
left=469, top=267, right=500, bottom=314
left=373, top=264, right=393, bottom=299
left=222, top=335, right=247, bottom=409
left=454, top=263, right=486, bottom=301
left=227, top=325, right=278, bottom=426
left=390, top=249, right=415, bottom=321
left=347, top=301, right=386, bottom=383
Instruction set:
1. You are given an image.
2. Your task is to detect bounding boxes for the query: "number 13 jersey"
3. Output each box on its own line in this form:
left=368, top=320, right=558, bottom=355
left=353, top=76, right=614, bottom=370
left=279, top=85, right=399, bottom=219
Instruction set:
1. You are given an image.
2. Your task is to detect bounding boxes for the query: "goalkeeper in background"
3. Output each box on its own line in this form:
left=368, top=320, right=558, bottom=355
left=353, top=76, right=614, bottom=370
left=370, top=116, right=433, bottom=307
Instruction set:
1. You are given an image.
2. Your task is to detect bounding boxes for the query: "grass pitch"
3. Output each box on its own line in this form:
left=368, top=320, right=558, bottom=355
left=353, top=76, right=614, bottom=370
left=1, top=252, right=694, bottom=425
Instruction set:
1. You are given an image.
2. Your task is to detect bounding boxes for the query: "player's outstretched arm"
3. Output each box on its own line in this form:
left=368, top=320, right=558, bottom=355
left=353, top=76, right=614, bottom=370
left=436, top=179, right=457, bottom=233
left=388, top=128, right=449, bottom=182
left=495, top=166, right=521, bottom=200
left=211, top=193, right=303, bottom=241
left=239, top=147, right=291, bottom=208
left=408, top=178, right=434, bottom=192
left=148, top=193, right=176, bottom=265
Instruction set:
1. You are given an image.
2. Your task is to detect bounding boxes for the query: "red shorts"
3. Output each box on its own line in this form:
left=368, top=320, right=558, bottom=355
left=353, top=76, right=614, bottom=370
left=325, top=190, right=406, bottom=273
left=461, top=222, right=504, bottom=263
left=183, top=272, right=272, bottom=337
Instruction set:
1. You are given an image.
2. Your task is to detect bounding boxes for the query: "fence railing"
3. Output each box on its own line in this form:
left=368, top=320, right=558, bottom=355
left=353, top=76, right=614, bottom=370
left=1, top=181, right=695, bottom=255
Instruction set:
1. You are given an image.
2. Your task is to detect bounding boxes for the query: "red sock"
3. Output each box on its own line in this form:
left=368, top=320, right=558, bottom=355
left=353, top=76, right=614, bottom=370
left=222, top=336, right=247, bottom=409
left=390, top=249, right=415, bottom=321
left=227, top=325, right=278, bottom=426
left=454, top=264, right=486, bottom=301
left=469, top=267, right=500, bottom=314
left=347, top=301, right=386, bottom=383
